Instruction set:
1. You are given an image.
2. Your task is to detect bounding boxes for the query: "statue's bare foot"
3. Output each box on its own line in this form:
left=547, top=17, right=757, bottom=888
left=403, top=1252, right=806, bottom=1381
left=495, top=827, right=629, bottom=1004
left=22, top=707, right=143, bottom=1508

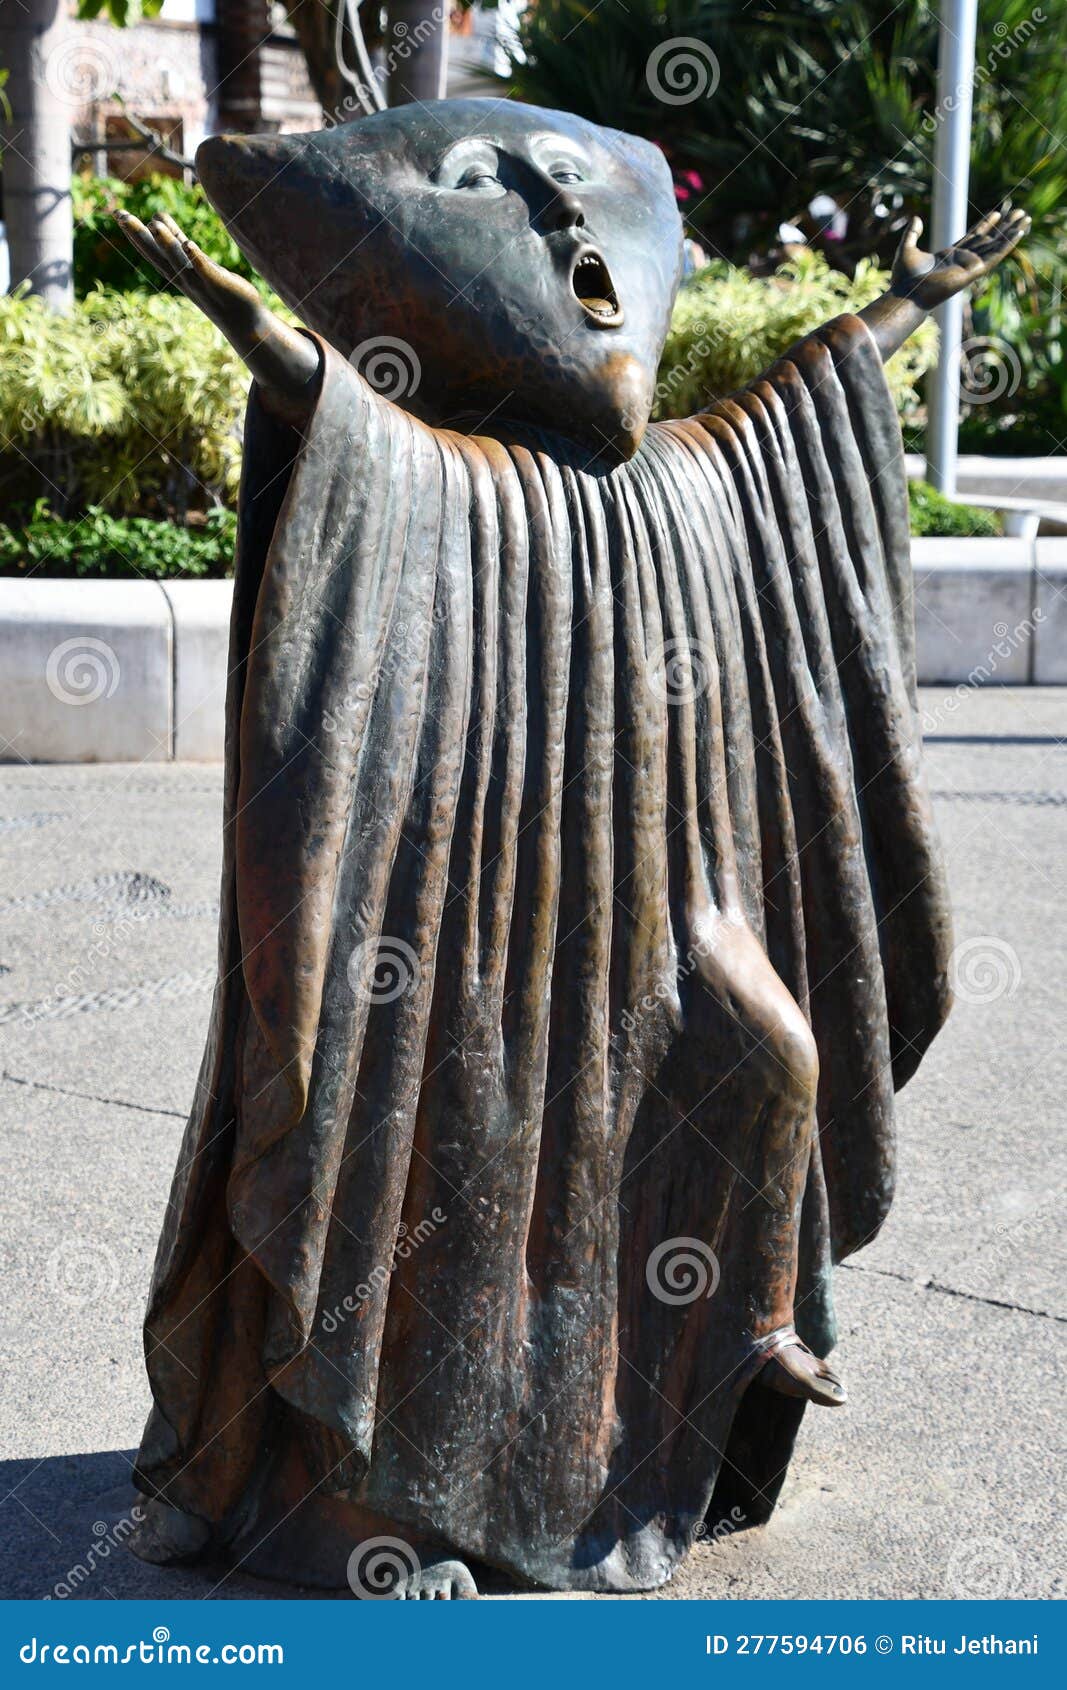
left=127, top=1496, right=211, bottom=1564
left=395, top=1557, right=478, bottom=1600
left=758, top=1328, right=846, bottom=1408
left=347, top=1535, right=478, bottom=1599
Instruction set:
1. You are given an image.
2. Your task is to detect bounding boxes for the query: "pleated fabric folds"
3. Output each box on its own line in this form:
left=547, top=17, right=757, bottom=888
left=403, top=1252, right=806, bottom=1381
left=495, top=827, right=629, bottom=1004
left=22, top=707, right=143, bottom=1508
left=135, top=315, right=951, bottom=1592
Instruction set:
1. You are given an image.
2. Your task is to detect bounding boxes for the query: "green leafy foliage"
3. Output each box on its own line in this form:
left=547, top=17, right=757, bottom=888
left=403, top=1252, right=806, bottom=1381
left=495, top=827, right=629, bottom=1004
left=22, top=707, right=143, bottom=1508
left=75, top=1, right=165, bottom=25
left=952, top=270, right=1067, bottom=457
left=655, top=251, right=937, bottom=420
left=0, top=502, right=236, bottom=579
left=500, top=0, right=1066, bottom=273
left=0, top=288, right=248, bottom=518
left=907, top=480, right=1002, bottom=538
left=73, top=175, right=275, bottom=300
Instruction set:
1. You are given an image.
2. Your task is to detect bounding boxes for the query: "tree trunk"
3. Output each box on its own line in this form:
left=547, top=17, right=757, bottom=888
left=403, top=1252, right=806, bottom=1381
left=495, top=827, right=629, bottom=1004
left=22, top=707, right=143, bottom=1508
left=387, top=0, right=450, bottom=106
left=283, top=1, right=449, bottom=120
left=0, top=0, right=73, bottom=310
left=283, top=1, right=366, bottom=123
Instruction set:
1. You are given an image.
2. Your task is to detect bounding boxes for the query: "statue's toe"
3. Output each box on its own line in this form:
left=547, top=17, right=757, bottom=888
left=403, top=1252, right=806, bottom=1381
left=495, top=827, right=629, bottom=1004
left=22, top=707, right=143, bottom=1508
left=758, top=1329, right=848, bottom=1409
left=401, top=1558, right=478, bottom=1600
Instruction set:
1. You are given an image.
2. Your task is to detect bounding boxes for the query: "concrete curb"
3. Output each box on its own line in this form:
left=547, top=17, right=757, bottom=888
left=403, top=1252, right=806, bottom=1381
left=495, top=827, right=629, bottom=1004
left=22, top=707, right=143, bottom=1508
left=0, top=579, right=173, bottom=764
left=905, top=452, right=1067, bottom=511
left=1, top=541, right=1064, bottom=762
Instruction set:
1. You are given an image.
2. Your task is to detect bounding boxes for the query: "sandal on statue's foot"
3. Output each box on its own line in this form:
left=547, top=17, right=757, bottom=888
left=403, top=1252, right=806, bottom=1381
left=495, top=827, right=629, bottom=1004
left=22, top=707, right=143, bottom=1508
left=755, top=1327, right=847, bottom=1408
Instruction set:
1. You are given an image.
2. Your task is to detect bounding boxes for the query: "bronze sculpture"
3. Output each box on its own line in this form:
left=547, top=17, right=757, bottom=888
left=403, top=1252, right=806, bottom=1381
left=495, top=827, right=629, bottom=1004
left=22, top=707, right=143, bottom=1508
left=115, top=99, right=1027, bottom=1598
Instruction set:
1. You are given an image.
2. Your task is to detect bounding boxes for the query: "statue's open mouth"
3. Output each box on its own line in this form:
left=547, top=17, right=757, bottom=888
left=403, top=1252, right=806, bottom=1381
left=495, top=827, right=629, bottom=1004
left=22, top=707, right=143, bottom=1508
left=571, top=249, right=623, bottom=327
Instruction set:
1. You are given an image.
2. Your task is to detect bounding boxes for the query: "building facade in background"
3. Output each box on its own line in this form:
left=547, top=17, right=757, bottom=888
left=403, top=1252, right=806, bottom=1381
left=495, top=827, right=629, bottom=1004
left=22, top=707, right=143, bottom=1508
left=62, top=0, right=520, bottom=178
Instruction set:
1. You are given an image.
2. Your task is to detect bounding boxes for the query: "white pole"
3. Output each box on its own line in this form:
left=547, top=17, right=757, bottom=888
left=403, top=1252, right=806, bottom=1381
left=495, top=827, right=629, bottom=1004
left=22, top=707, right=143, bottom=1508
left=926, top=0, right=979, bottom=495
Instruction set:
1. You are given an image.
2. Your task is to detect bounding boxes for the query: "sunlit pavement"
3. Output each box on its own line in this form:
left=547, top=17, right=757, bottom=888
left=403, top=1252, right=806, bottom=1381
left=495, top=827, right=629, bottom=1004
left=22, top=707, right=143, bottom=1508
left=1, top=686, right=1063, bottom=1601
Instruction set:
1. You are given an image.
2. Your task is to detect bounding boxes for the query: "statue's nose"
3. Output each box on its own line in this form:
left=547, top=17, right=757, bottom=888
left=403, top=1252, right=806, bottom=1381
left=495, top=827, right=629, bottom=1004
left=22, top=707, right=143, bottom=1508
left=527, top=168, right=586, bottom=236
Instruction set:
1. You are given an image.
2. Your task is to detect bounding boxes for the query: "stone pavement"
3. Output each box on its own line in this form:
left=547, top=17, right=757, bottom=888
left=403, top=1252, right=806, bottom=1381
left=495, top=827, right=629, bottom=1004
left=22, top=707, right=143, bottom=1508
left=0, top=686, right=1063, bottom=1601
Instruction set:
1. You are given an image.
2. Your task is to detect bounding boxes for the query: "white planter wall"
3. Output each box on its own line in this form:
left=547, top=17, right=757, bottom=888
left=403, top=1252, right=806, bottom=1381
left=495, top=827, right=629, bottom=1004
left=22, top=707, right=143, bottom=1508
left=0, top=579, right=172, bottom=763
left=1, top=540, right=1064, bottom=763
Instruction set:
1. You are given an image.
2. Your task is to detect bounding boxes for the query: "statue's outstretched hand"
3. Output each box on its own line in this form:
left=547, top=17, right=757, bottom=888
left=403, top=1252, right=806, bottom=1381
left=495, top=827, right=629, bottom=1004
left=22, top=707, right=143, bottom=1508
left=890, top=206, right=1030, bottom=309
left=857, top=204, right=1030, bottom=364
left=115, top=210, right=320, bottom=419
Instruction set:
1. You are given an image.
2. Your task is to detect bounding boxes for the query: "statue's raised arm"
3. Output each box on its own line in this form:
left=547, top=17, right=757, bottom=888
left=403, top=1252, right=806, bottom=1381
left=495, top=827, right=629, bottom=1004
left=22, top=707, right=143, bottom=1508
left=857, top=204, right=1030, bottom=361
left=116, top=209, right=322, bottom=424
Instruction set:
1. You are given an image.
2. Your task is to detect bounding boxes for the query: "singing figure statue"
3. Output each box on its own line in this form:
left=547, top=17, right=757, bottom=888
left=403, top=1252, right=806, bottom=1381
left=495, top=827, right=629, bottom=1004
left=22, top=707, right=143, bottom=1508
left=116, top=99, right=1027, bottom=1597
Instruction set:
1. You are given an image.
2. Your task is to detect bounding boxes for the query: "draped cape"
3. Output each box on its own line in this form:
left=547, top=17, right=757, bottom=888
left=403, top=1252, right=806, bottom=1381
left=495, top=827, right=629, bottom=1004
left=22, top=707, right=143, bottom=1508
left=135, top=315, right=951, bottom=1592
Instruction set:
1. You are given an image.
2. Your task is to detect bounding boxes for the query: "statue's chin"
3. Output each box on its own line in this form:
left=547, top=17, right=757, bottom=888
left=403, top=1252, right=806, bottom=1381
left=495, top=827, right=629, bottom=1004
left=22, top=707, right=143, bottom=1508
left=589, top=351, right=654, bottom=463
left=418, top=353, right=655, bottom=464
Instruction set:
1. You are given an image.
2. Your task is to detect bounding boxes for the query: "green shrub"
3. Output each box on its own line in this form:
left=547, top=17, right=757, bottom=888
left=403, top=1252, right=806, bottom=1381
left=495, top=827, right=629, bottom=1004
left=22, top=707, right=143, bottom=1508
left=499, top=0, right=1067, bottom=276
left=0, top=502, right=236, bottom=579
left=0, top=288, right=247, bottom=517
left=907, top=480, right=1001, bottom=538
left=655, top=251, right=937, bottom=421
left=73, top=174, right=275, bottom=301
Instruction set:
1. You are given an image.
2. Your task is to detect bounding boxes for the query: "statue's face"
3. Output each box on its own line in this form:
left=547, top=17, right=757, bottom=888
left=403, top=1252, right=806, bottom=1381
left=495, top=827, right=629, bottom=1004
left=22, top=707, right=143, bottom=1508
left=196, top=100, right=683, bottom=460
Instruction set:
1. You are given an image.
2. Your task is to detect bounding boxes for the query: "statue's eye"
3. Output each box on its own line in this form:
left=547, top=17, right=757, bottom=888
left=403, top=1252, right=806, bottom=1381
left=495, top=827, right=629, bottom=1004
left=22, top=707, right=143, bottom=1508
left=552, top=170, right=583, bottom=185
left=458, top=170, right=501, bottom=191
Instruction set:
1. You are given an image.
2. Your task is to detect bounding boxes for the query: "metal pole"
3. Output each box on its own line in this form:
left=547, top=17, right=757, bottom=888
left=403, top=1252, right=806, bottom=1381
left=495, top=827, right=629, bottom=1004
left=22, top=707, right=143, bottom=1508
left=925, top=0, right=978, bottom=495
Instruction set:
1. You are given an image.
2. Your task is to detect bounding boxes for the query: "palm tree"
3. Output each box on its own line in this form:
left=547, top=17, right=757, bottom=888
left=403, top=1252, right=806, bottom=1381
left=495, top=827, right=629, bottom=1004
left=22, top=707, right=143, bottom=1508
left=0, top=0, right=74, bottom=309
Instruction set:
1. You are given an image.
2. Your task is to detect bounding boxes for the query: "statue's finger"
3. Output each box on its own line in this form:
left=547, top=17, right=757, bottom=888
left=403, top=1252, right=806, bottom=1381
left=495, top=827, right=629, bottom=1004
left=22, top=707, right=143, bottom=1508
left=982, top=212, right=1030, bottom=252
left=115, top=211, right=179, bottom=279
left=156, top=211, right=187, bottom=241
left=179, top=239, right=240, bottom=300
left=148, top=219, right=196, bottom=278
left=182, top=238, right=222, bottom=277
left=969, top=209, right=1001, bottom=239
left=996, top=215, right=1031, bottom=254
left=901, top=214, right=923, bottom=253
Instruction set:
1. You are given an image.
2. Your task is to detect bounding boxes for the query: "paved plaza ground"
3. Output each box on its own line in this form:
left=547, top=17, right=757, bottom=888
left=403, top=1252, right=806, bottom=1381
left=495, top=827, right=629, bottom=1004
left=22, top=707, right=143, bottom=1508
left=0, top=686, right=1063, bottom=1601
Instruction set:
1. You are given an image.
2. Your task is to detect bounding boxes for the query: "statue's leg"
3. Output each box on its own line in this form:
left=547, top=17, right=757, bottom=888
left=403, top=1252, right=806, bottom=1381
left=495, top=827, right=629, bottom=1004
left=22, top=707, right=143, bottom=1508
left=690, top=918, right=844, bottom=1408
